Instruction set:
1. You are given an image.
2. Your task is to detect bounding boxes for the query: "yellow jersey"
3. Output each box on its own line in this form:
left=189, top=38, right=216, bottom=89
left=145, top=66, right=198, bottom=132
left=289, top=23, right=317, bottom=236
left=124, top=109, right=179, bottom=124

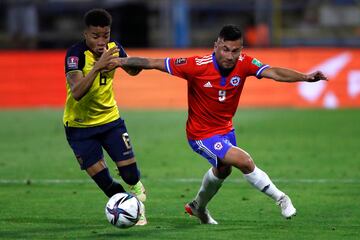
left=63, top=40, right=127, bottom=127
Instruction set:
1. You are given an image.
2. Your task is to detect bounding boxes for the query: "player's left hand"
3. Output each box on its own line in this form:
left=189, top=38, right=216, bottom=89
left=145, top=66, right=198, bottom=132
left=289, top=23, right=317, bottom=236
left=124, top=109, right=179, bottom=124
left=306, top=71, right=328, bottom=82
left=94, top=46, right=119, bottom=72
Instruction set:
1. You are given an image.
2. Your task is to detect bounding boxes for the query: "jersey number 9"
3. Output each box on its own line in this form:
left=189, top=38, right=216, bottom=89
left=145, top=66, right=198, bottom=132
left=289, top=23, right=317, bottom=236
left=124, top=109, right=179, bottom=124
left=218, top=90, right=226, bottom=102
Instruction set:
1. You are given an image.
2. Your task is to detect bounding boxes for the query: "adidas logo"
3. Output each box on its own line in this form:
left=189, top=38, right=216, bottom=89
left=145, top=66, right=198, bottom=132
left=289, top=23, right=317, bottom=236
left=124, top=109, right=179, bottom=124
left=203, top=81, right=213, bottom=88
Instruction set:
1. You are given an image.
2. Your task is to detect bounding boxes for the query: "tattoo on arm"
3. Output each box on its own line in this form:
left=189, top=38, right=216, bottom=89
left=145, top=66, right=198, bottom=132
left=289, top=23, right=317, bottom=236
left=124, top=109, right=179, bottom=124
left=120, top=57, right=166, bottom=72
left=66, top=71, right=79, bottom=80
left=124, top=57, right=152, bottom=69
left=66, top=71, right=83, bottom=89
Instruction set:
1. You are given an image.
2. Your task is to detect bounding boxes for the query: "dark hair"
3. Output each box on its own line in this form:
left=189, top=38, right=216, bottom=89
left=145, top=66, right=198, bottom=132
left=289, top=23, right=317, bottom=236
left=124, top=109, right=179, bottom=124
left=218, top=25, right=242, bottom=41
left=84, top=8, right=112, bottom=27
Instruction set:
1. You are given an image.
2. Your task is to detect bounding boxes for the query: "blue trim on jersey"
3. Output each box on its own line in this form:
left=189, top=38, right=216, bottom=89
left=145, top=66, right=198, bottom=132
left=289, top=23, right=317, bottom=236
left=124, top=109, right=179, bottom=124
left=212, top=53, right=219, bottom=71
left=113, top=40, right=127, bottom=58
left=118, top=45, right=127, bottom=58
left=165, top=58, right=172, bottom=74
left=220, top=77, right=227, bottom=86
left=256, top=64, right=270, bottom=78
left=212, top=52, right=227, bottom=86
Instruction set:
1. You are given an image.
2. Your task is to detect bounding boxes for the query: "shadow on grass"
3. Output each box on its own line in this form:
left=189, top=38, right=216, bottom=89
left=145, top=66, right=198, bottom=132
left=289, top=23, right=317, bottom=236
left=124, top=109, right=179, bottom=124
left=1, top=216, right=108, bottom=239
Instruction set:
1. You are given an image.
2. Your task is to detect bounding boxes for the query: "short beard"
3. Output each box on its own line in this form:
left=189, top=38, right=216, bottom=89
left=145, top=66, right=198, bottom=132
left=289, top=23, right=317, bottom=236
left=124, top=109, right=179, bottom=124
left=218, top=64, right=234, bottom=76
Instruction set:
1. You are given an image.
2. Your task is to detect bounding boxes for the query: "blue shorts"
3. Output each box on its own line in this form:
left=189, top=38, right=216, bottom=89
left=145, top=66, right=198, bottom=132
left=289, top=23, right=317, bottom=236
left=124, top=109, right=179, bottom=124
left=188, top=130, right=237, bottom=168
left=65, top=118, right=134, bottom=170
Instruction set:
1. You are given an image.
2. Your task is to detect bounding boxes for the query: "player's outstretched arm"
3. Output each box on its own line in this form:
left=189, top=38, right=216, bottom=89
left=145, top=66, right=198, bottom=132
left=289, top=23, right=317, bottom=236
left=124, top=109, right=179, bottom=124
left=122, top=66, right=142, bottom=76
left=116, top=57, right=167, bottom=72
left=261, top=67, right=328, bottom=83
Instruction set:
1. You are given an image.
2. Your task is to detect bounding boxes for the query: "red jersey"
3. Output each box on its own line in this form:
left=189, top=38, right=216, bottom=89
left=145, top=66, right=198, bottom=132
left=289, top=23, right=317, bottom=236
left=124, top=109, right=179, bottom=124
left=165, top=53, right=269, bottom=140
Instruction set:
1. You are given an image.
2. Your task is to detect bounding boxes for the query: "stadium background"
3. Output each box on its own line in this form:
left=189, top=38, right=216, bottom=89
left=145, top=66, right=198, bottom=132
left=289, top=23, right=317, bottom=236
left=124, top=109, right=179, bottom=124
left=0, top=1, right=359, bottom=239
left=0, top=0, right=359, bottom=109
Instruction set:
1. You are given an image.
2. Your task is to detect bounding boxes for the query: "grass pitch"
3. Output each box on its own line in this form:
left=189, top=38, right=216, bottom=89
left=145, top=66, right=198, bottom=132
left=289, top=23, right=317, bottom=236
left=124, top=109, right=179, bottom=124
left=0, top=109, right=359, bottom=239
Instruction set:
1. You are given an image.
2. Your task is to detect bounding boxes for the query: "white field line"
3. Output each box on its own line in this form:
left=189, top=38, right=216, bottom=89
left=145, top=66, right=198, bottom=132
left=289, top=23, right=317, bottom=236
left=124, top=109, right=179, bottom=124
left=0, top=178, right=360, bottom=185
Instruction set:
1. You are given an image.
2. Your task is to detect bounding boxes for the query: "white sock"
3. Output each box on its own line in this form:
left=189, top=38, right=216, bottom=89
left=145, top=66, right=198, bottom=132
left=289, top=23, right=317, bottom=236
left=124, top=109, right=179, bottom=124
left=195, top=168, right=224, bottom=208
left=244, top=166, right=284, bottom=201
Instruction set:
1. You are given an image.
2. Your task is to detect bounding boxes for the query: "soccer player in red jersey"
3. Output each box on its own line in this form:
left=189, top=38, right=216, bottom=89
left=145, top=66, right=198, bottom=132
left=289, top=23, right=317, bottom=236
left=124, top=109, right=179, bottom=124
left=114, top=25, right=327, bottom=224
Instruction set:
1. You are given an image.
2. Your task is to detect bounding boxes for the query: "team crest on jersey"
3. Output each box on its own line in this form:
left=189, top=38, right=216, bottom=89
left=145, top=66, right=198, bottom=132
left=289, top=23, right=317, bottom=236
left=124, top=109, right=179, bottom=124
left=67, top=56, right=79, bottom=69
left=214, top=142, right=223, bottom=150
left=230, top=76, right=241, bottom=86
left=175, top=58, right=187, bottom=65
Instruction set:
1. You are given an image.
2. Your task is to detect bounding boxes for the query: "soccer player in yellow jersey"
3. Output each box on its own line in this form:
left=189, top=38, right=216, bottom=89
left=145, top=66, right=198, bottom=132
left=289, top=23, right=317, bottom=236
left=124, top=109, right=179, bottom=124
left=63, top=8, right=147, bottom=225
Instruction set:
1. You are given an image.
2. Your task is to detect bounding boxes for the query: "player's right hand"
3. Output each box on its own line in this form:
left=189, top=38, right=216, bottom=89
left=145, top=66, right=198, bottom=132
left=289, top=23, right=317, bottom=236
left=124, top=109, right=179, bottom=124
left=306, top=71, right=328, bottom=82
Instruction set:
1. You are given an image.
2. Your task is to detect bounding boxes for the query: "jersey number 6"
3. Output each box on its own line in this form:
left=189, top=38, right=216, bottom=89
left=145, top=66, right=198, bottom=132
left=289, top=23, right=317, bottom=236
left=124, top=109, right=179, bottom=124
left=100, top=73, right=107, bottom=85
left=122, top=132, right=132, bottom=149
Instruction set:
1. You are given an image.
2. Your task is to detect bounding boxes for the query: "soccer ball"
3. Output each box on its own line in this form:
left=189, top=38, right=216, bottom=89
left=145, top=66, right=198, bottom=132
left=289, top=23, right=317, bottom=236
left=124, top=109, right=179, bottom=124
left=105, top=192, right=141, bottom=228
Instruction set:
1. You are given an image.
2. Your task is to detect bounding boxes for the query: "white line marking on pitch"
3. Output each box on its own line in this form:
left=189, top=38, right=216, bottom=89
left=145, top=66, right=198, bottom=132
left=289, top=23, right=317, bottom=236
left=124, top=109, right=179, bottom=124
left=1, top=178, right=360, bottom=185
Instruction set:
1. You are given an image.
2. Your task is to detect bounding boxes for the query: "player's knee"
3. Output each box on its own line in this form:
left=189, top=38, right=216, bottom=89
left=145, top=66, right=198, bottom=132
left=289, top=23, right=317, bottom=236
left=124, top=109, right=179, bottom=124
left=243, top=153, right=254, bottom=166
left=236, top=152, right=255, bottom=174
left=239, top=159, right=255, bottom=174
left=217, top=165, right=232, bottom=179
left=118, top=162, right=140, bottom=185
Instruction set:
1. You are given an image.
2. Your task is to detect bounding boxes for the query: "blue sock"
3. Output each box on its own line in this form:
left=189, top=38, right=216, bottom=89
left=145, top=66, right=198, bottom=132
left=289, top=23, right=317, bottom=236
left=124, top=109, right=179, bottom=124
left=117, top=162, right=140, bottom=185
left=92, top=168, right=125, bottom=198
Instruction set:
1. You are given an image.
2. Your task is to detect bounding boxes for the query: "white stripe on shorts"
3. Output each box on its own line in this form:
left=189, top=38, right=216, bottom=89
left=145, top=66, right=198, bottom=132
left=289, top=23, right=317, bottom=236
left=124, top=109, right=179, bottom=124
left=196, top=140, right=218, bottom=162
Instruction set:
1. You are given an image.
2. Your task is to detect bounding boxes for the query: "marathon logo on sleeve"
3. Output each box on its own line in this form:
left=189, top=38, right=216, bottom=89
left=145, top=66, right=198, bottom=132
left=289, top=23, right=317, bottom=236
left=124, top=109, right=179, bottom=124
left=67, top=56, right=79, bottom=69
left=252, top=58, right=263, bottom=67
left=175, top=58, right=187, bottom=65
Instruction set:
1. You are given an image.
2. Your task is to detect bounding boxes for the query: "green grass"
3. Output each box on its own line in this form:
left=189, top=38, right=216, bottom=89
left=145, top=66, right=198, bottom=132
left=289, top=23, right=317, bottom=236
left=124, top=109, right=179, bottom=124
left=0, top=109, right=359, bottom=239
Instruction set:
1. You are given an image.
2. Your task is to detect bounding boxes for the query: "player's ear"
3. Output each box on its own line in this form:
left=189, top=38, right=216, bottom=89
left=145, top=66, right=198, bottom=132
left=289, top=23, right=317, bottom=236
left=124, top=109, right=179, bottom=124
left=214, top=38, right=221, bottom=49
left=83, top=29, right=88, bottom=39
left=214, top=40, right=218, bottom=49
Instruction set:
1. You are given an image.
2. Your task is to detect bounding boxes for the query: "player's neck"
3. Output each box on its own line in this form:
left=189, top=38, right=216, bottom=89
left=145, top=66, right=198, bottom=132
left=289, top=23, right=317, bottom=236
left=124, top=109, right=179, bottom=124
left=218, top=66, right=234, bottom=77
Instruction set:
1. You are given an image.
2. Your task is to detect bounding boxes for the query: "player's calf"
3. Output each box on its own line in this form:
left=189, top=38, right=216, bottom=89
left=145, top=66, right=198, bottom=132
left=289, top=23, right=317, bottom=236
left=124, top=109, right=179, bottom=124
left=91, top=168, right=125, bottom=197
left=118, top=162, right=140, bottom=186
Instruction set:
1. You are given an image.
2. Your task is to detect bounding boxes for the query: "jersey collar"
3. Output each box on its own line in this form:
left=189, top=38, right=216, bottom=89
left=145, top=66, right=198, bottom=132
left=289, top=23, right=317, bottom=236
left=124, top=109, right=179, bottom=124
left=212, top=52, right=220, bottom=73
left=212, top=52, right=226, bottom=86
left=212, top=52, right=236, bottom=77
